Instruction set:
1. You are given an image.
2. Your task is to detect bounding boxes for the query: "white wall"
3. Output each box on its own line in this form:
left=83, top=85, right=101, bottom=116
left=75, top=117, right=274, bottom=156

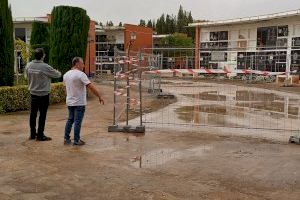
left=199, top=15, right=300, bottom=49
left=198, top=16, right=300, bottom=69
left=13, top=23, right=33, bottom=44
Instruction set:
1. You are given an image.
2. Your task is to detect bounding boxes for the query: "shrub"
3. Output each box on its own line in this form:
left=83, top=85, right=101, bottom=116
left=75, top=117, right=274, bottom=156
left=0, top=83, right=66, bottom=114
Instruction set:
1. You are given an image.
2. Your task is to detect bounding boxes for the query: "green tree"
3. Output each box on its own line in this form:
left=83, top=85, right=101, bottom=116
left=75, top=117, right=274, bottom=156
left=161, top=33, right=193, bottom=47
left=30, top=22, right=50, bottom=63
left=170, top=15, right=177, bottom=34
left=0, top=0, right=14, bottom=86
left=146, top=20, right=153, bottom=29
left=186, top=11, right=194, bottom=40
left=177, top=5, right=186, bottom=34
left=160, top=33, right=194, bottom=58
left=49, top=6, right=90, bottom=76
left=156, top=14, right=165, bottom=34
left=165, top=14, right=171, bottom=34
left=106, top=21, right=114, bottom=26
left=118, top=22, right=123, bottom=27
left=139, top=19, right=146, bottom=26
left=152, top=20, right=156, bottom=31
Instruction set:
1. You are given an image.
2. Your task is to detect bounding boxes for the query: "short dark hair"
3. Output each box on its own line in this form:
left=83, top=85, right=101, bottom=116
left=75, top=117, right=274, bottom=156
left=72, top=57, right=83, bottom=67
left=34, top=48, right=45, bottom=60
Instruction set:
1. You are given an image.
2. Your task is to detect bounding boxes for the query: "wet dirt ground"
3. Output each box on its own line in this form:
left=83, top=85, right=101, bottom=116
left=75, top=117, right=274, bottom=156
left=0, top=83, right=300, bottom=200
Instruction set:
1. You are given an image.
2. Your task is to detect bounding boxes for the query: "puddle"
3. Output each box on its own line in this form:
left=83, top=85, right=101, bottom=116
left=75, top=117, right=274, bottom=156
left=235, top=90, right=282, bottom=101
left=183, top=91, right=226, bottom=101
left=236, top=102, right=299, bottom=116
left=176, top=102, right=300, bottom=127
left=176, top=105, right=245, bottom=116
left=131, top=146, right=211, bottom=169
left=83, top=137, right=121, bottom=152
left=176, top=105, right=246, bottom=127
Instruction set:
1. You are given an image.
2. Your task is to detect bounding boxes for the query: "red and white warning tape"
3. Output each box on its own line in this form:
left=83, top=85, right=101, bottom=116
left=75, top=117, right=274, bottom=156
left=143, top=69, right=291, bottom=76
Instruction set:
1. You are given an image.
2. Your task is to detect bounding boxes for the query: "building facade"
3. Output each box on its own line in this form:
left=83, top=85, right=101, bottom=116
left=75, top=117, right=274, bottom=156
left=95, top=24, right=153, bottom=71
left=190, top=9, right=300, bottom=73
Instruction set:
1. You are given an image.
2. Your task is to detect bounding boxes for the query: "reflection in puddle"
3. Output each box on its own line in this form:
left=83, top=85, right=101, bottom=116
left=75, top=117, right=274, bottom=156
left=176, top=89, right=300, bottom=128
left=236, top=90, right=282, bottom=101
left=176, top=105, right=245, bottom=127
left=131, top=146, right=211, bottom=169
left=176, top=103, right=299, bottom=127
left=236, top=102, right=299, bottom=116
left=184, top=91, right=226, bottom=101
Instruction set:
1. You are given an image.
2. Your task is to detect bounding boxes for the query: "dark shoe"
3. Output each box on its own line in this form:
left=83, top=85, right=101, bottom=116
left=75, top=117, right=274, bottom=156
left=29, top=134, right=36, bottom=140
left=73, top=139, right=85, bottom=146
left=64, top=139, right=72, bottom=145
left=36, top=135, right=52, bottom=141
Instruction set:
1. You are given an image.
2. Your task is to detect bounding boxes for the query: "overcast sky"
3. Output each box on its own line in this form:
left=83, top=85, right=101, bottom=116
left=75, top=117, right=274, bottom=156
left=8, top=0, right=300, bottom=24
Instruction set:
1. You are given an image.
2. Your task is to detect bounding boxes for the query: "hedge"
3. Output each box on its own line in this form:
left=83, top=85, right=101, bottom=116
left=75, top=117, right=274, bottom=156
left=0, top=82, right=65, bottom=113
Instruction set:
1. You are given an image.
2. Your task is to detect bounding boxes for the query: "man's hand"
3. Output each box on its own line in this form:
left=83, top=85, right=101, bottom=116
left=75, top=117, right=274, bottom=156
left=99, top=96, right=104, bottom=105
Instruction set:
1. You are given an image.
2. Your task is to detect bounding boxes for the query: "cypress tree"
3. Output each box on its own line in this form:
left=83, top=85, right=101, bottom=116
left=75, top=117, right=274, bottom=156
left=177, top=5, right=186, bottom=33
left=106, top=21, right=114, bottom=26
left=165, top=15, right=171, bottom=34
left=147, top=20, right=153, bottom=29
left=49, top=6, right=90, bottom=76
left=187, top=11, right=194, bottom=40
left=139, top=19, right=146, bottom=26
left=156, top=14, right=166, bottom=34
left=30, top=22, right=50, bottom=63
left=0, top=0, right=14, bottom=86
left=152, top=20, right=156, bottom=31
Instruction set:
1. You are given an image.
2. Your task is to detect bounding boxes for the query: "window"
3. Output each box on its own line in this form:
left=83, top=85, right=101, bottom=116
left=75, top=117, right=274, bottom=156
left=292, top=37, right=300, bottom=49
left=96, top=35, right=107, bottom=42
left=15, top=28, right=26, bottom=41
left=291, top=50, right=300, bottom=73
left=208, top=31, right=228, bottom=51
left=200, top=53, right=211, bottom=68
left=257, top=26, right=288, bottom=50
left=278, top=26, right=288, bottom=37
left=291, top=50, right=300, bottom=65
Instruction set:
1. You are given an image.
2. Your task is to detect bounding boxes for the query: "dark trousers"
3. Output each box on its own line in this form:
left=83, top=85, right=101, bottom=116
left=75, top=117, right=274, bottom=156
left=30, top=94, right=49, bottom=137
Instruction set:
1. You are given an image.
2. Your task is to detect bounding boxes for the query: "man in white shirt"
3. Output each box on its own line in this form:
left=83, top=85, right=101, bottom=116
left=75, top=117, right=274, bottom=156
left=63, top=57, right=104, bottom=145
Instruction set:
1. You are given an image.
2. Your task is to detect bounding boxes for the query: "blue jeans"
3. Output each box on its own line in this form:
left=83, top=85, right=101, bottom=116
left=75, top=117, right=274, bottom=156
left=64, top=106, right=85, bottom=142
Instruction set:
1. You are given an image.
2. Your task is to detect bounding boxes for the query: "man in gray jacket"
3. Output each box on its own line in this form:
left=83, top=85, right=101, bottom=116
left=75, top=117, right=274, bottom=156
left=25, top=48, right=61, bottom=141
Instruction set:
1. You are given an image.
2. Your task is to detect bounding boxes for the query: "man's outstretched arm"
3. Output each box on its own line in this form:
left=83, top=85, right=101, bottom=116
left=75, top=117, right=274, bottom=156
left=87, top=83, right=104, bottom=105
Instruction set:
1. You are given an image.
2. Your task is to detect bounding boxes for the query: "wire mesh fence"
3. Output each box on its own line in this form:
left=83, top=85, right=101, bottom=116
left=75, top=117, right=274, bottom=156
left=103, top=47, right=300, bottom=142
left=140, top=77, right=300, bottom=142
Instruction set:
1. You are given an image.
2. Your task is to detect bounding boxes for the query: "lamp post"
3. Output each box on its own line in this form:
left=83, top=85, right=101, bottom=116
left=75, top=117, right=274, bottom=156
left=126, top=32, right=137, bottom=126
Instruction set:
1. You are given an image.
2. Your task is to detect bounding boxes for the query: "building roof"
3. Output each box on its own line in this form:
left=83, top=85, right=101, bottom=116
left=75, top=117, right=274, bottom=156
left=189, top=9, right=300, bottom=27
left=95, top=25, right=125, bottom=32
left=153, top=34, right=170, bottom=39
left=13, top=17, right=48, bottom=23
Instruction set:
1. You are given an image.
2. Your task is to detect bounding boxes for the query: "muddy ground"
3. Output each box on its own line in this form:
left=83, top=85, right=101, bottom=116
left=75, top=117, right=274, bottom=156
left=0, top=82, right=300, bottom=200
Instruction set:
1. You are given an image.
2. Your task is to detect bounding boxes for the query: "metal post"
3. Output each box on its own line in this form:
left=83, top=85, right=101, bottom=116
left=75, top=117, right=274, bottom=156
left=126, top=41, right=131, bottom=127
left=113, top=49, right=117, bottom=126
left=139, top=51, right=143, bottom=126
left=17, top=55, right=21, bottom=85
left=89, top=41, right=91, bottom=77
